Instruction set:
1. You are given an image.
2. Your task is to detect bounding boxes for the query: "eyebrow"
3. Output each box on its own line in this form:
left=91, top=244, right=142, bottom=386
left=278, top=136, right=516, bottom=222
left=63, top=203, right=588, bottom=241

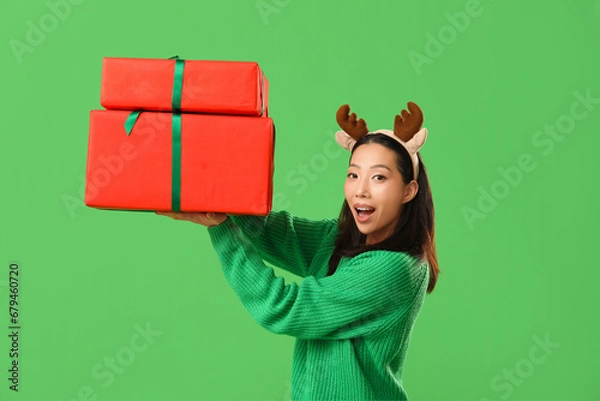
left=349, top=163, right=392, bottom=172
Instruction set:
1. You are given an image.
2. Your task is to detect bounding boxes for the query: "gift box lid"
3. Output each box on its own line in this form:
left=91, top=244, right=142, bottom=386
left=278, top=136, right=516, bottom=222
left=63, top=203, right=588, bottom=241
left=100, top=57, right=269, bottom=117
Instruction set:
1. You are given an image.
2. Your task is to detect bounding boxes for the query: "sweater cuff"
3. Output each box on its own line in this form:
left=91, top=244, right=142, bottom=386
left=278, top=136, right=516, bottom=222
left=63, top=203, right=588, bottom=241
left=229, top=214, right=267, bottom=233
left=207, top=217, right=237, bottom=243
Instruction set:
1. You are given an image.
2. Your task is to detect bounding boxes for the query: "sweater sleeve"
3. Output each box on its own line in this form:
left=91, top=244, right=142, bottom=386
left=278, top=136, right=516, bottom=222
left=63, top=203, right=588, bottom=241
left=207, top=218, right=428, bottom=340
left=228, top=211, right=338, bottom=278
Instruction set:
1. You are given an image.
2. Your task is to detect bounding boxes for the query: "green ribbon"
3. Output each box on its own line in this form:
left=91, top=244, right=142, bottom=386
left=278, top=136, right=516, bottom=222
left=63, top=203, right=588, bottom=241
left=170, top=55, right=184, bottom=110
left=124, top=111, right=141, bottom=135
left=170, top=55, right=183, bottom=212
left=123, top=55, right=185, bottom=212
left=171, top=112, right=182, bottom=212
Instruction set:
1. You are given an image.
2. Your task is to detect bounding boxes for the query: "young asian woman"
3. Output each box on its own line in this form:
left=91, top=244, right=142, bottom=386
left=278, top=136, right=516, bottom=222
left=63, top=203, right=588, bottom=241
left=156, top=102, right=440, bottom=401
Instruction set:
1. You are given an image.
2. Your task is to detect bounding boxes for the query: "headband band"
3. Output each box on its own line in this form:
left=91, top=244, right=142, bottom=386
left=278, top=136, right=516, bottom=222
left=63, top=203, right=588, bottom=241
left=335, top=127, right=427, bottom=181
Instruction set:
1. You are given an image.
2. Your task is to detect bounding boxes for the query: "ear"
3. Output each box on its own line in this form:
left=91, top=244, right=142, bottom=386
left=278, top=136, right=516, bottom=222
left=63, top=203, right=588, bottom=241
left=402, top=180, right=419, bottom=204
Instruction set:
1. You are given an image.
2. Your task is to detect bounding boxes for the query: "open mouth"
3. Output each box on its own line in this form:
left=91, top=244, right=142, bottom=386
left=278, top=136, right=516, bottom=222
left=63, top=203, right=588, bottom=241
left=355, top=206, right=375, bottom=223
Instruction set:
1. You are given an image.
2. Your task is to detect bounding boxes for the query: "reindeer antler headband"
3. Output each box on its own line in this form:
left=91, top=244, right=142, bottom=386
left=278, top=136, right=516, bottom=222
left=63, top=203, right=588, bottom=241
left=335, top=102, right=428, bottom=181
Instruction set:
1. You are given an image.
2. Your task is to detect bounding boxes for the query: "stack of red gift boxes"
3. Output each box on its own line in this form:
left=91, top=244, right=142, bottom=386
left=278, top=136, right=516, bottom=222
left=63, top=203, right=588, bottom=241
left=84, top=56, right=275, bottom=215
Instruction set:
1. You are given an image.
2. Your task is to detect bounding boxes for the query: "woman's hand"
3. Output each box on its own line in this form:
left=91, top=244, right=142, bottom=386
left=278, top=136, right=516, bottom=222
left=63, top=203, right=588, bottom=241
left=155, top=211, right=228, bottom=227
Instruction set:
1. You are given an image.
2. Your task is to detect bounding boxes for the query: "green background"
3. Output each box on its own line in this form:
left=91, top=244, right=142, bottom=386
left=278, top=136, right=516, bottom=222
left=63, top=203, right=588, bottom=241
left=1, top=0, right=599, bottom=400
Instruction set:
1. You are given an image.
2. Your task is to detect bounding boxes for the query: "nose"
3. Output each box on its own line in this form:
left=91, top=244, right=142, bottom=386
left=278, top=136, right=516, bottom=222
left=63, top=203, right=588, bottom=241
left=355, top=178, right=370, bottom=198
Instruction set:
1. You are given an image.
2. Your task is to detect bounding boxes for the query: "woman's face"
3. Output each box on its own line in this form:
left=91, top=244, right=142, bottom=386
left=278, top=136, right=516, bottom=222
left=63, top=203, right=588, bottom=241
left=344, top=142, right=418, bottom=245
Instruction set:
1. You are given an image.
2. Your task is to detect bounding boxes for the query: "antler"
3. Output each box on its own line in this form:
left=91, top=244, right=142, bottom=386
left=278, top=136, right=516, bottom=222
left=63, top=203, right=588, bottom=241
left=394, top=102, right=424, bottom=142
left=336, top=104, right=369, bottom=141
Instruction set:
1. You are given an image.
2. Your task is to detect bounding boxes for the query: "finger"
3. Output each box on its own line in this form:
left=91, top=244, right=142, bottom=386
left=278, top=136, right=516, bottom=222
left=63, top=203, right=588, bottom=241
left=158, top=212, right=185, bottom=220
left=207, top=212, right=221, bottom=222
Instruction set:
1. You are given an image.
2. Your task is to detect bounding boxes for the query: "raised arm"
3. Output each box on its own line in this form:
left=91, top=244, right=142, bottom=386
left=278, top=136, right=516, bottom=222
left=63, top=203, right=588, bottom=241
left=207, top=218, right=429, bottom=340
left=229, top=211, right=338, bottom=278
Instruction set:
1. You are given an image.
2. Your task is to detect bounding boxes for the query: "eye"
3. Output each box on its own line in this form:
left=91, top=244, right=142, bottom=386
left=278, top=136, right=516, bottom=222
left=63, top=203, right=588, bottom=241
left=347, top=172, right=358, bottom=179
left=373, top=174, right=386, bottom=181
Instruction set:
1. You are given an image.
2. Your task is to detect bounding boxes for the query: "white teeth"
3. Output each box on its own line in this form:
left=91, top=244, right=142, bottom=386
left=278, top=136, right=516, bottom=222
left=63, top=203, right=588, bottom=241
left=356, top=207, right=374, bottom=216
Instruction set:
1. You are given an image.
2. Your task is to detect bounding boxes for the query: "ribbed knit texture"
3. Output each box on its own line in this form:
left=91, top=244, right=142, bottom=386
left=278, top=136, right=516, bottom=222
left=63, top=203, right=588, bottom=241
left=207, top=210, right=429, bottom=401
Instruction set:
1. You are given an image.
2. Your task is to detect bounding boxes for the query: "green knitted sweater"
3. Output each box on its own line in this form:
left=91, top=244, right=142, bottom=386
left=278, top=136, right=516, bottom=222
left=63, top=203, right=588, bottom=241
left=207, top=210, right=430, bottom=401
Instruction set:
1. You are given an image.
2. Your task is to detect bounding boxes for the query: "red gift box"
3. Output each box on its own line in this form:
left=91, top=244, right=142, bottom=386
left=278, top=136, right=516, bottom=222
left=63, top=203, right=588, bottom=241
left=100, top=57, right=269, bottom=116
left=84, top=110, right=274, bottom=214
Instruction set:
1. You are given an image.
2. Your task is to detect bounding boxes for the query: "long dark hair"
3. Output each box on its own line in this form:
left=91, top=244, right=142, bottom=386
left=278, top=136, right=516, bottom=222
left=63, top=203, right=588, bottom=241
left=327, top=133, right=439, bottom=293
